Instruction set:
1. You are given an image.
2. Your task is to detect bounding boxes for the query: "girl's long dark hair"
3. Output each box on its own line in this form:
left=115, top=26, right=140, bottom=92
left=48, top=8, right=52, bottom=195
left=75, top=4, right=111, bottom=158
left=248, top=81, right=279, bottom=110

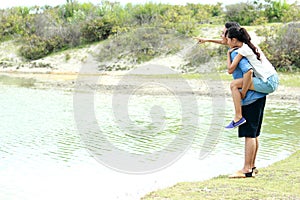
left=226, top=26, right=261, bottom=61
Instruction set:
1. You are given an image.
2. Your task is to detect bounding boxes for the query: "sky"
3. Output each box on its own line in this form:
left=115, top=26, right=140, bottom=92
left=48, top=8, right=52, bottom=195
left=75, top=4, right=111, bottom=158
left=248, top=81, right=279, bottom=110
left=0, top=0, right=297, bottom=9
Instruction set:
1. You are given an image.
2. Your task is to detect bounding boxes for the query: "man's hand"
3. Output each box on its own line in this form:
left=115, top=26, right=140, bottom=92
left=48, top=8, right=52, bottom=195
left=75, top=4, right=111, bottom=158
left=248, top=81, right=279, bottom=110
left=240, top=91, right=247, bottom=99
left=193, top=37, right=207, bottom=44
left=241, top=69, right=253, bottom=99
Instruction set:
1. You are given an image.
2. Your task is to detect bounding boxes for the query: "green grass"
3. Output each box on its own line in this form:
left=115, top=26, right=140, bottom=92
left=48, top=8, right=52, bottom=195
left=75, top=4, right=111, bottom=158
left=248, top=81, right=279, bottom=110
left=133, top=72, right=300, bottom=88
left=142, top=150, right=300, bottom=200
left=181, top=72, right=300, bottom=87
left=0, top=75, right=36, bottom=87
left=181, top=72, right=232, bottom=81
left=277, top=72, right=300, bottom=87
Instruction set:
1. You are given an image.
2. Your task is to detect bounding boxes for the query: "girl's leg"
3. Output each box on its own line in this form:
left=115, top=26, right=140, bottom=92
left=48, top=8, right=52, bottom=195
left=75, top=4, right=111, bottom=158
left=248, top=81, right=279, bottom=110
left=230, top=78, right=254, bottom=122
left=230, top=79, right=243, bottom=122
left=231, top=78, right=255, bottom=92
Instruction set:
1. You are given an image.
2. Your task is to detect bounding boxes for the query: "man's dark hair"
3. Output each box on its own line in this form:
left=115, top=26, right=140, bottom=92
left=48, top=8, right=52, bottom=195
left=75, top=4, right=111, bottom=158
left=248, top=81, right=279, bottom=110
left=225, top=22, right=240, bottom=29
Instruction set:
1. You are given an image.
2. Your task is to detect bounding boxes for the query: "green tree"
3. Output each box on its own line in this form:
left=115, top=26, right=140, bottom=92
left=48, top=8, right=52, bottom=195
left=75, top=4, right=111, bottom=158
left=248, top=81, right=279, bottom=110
left=187, top=3, right=217, bottom=24
left=264, top=0, right=290, bottom=22
left=282, top=2, right=300, bottom=22
left=131, top=3, right=165, bottom=25
left=159, top=5, right=196, bottom=35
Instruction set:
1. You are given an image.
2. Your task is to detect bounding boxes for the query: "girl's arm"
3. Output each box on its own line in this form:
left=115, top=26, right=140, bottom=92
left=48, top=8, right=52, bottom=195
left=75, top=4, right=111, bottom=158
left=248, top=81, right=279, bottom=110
left=227, top=51, right=243, bottom=74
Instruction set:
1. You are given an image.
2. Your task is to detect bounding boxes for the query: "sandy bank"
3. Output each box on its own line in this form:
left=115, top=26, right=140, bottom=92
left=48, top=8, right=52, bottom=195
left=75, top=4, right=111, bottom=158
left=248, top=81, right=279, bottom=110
left=0, top=70, right=299, bottom=104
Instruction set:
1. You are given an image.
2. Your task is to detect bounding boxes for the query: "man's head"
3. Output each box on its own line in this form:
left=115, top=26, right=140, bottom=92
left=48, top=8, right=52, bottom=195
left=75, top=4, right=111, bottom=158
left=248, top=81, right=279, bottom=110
left=221, top=22, right=241, bottom=44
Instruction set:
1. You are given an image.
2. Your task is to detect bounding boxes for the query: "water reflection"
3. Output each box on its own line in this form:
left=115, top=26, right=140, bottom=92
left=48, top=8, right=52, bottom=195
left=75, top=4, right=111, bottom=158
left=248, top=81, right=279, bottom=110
left=0, top=84, right=299, bottom=199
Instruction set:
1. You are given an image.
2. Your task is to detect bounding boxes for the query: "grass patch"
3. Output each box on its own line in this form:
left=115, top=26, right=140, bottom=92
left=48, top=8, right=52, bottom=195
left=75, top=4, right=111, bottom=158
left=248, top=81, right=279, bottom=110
left=182, top=72, right=300, bottom=87
left=0, top=75, right=36, bottom=87
left=277, top=72, right=300, bottom=87
left=142, top=150, right=300, bottom=200
left=130, top=72, right=232, bottom=81
left=181, top=72, right=232, bottom=81
left=132, top=72, right=300, bottom=88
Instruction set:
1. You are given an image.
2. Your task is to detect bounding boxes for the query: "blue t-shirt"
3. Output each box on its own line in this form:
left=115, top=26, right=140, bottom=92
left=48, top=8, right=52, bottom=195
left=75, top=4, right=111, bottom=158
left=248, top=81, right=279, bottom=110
left=230, top=50, right=267, bottom=105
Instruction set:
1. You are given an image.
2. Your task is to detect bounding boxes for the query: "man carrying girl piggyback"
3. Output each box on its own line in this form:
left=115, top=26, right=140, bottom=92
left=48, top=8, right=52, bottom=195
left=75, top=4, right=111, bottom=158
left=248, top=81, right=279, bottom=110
left=194, top=22, right=279, bottom=178
left=224, top=26, right=279, bottom=128
left=195, top=23, right=278, bottom=129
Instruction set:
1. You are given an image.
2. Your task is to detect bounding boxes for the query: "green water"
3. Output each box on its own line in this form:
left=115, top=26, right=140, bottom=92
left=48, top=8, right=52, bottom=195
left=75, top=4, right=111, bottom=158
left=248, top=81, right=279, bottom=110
left=0, top=80, right=299, bottom=200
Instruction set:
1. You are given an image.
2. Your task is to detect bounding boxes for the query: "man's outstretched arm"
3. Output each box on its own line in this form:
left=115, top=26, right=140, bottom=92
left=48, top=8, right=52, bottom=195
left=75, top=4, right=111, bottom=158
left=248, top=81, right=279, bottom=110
left=193, top=37, right=225, bottom=45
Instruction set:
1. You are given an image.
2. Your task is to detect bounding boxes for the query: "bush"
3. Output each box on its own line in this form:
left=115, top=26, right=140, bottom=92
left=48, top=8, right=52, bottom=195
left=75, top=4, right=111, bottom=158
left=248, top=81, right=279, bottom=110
left=0, top=7, right=33, bottom=41
left=264, top=0, right=290, bottom=23
left=158, top=5, right=197, bottom=35
left=33, top=12, right=81, bottom=47
left=131, top=3, right=163, bottom=25
left=97, top=26, right=183, bottom=69
left=80, top=17, right=114, bottom=43
left=19, top=35, right=64, bottom=60
left=19, top=35, right=48, bottom=60
left=251, top=16, right=268, bottom=25
left=258, top=22, right=300, bottom=72
left=225, top=2, right=259, bottom=25
left=282, top=2, right=300, bottom=22
left=18, top=10, right=82, bottom=60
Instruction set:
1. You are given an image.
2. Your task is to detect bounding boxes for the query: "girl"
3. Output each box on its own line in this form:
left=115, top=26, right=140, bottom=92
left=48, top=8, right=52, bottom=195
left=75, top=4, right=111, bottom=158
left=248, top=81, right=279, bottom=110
left=225, top=26, right=279, bottom=129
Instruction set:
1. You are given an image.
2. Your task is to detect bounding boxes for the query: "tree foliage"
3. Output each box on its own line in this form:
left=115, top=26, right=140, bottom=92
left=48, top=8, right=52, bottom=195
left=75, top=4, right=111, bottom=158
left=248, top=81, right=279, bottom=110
left=264, top=0, right=290, bottom=22
left=224, top=0, right=294, bottom=25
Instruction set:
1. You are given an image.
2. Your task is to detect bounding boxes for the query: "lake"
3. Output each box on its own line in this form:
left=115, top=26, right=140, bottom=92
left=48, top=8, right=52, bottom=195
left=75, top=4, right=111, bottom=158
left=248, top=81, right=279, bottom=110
left=0, top=77, right=299, bottom=200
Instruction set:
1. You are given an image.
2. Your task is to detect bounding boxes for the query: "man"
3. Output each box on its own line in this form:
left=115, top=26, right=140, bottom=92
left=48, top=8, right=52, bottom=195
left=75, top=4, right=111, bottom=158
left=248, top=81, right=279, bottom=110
left=228, top=49, right=266, bottom=178
left=195, top=22, right=267, bottom=178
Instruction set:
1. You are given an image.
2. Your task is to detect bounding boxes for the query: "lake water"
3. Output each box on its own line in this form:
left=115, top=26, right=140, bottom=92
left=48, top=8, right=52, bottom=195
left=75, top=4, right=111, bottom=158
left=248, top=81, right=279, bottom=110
left=0, top=79, right=299, bottom=200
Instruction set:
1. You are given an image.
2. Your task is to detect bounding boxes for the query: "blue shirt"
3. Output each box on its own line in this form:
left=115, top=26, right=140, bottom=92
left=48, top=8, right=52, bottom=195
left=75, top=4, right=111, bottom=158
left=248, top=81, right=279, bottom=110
left=230, top=50, right=267, bottom=106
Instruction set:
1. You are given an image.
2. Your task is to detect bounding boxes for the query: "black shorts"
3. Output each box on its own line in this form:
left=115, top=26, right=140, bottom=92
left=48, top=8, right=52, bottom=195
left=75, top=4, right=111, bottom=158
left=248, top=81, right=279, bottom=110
left=238, top=96, right=266, bottom=138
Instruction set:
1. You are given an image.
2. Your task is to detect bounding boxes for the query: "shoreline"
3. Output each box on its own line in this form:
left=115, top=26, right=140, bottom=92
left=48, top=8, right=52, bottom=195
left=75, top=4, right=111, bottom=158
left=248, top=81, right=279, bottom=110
left=1, top=70, right=299, bottom=103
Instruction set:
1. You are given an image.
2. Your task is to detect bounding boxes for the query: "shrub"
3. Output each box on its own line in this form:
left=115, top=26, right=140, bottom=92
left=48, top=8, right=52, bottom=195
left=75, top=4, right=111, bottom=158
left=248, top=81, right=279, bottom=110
left=131, top=3, right=162, bottom=25
left=18, top=10, right=81, bottom=60
left=158, top=5, right=197, bottom=35
left=0, top=7, right=33, bottom=41
left=19, top=35, right=48, bottom=60
left=251, top=16, right=268, bottom=25
left=282, top=2, right=300, bottom=22
left=19, top=35, right=64, bottom=60
left=258, top=22, right=300, bottom=72
left=225, top=2, right=259, bottom=25
left=97, top=26, right=183, bottom=69
left=264, top=0, right=290, bottom=23
left=187, top=3, right=224, bottom=24
left=33, top=12, right=81, bottom=47
left=80, top=17, right=114, bottom=43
